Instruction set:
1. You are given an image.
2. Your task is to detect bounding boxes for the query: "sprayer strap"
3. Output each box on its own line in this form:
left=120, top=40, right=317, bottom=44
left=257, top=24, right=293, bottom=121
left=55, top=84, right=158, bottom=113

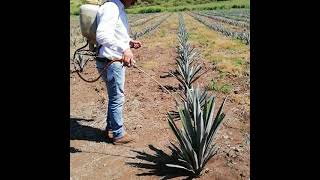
left=96, top=44, right=103, bottom=55
left=96, top=56, right=110, bottom=62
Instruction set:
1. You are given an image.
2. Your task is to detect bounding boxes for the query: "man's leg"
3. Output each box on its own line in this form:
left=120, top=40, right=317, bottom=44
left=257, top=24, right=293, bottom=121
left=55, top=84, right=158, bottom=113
left=96, top=60, right=113, bottom=131
left=105, top=62, right=126, bottom=139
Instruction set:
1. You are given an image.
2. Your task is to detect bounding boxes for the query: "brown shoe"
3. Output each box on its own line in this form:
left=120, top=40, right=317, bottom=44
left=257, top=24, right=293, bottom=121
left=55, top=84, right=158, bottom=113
left=106, top=129, right=113, bottom=140
left=113, top=133, right=135, bottom=145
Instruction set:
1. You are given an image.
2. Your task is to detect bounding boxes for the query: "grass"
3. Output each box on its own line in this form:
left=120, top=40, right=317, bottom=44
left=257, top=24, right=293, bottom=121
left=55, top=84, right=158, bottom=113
left=138, top=13, right=178, bottom=49
left=206, top=79, right=233, bottom=94
left=159, top=29, right=166, bottom=37
left=134, top=13, right=179, bottom=69
left=70, top=0, right=249, bottom=15
left=127, top=0, right=249, bottom=13
left=183, top=13, right=249, bottom=77
left=70, top=0, right=85, bottom=15
left=220, top=84, right=233, bottom=94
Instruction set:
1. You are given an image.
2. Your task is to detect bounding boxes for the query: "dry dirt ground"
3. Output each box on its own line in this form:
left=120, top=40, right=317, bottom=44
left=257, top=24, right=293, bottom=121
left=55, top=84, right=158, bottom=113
left=70, top=13, right=250, bottom=180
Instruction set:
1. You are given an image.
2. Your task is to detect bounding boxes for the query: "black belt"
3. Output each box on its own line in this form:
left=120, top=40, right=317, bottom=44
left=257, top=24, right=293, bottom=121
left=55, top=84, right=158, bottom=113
left=95, top=57, right=111, bottom=62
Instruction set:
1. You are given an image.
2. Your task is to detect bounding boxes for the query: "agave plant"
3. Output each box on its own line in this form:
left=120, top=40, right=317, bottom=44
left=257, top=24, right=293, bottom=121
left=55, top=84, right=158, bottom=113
left=173, top=14, right=202, bottom=94
left=167, top=86, right=227, bottom=175
left=170, top=87, right=212, bottom=121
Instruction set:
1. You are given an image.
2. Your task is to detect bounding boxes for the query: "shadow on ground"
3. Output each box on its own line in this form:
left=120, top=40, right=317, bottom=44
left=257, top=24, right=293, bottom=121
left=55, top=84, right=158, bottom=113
left=127, top=144, right=195, bottom=180
left=70, top=147, right=82, bottom=153
left=70, top=117, right=112, bottom=143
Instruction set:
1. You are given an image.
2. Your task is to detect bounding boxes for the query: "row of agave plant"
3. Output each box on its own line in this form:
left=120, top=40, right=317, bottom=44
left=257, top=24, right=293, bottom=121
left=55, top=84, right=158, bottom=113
left=216, top=8, right=250, bottom=18
left=189, top=12, right=250, bottom=45
left=127, top=13, right=153, bottom=22
left=195, top=12, right=249, bottom=29
left=130, top=14, right=172, bottom=40
left=204, top=10, right=250, bottom=23
left=130, top=13, right=162, bottom=27
left=165, top=14, right=227, bottom=176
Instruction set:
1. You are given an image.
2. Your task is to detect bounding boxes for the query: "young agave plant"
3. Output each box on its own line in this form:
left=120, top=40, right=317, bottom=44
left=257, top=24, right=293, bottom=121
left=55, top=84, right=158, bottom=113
left=167, top=86, right=227, bottom=176
left=173, top=14, right=201, bottom=94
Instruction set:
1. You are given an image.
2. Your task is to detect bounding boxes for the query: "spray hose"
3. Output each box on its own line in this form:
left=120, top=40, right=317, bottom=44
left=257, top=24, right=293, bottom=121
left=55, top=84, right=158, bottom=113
left=72, top=42, right=121, bottom=83
left=72, top=43, right=180, bottom=105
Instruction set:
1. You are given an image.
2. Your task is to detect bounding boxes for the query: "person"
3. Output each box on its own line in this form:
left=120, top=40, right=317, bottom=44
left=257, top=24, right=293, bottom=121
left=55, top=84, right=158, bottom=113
left=95, top=0, right=141, bottom=144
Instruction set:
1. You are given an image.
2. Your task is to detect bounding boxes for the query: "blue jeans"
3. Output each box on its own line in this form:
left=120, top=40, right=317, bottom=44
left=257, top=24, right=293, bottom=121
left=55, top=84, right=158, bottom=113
left=96, top=60, right=126, bottom=139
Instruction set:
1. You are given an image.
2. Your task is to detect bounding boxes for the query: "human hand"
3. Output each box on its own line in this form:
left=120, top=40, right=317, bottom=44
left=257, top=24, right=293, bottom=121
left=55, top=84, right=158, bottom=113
left=123, top=48, right=136, bottom=67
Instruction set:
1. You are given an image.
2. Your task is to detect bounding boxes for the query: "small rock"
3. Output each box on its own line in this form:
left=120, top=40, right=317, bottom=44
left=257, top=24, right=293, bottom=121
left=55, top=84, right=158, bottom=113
left=134, top=125, right=143, bottom=130
left=204, top=168, right=210, bottom=173
left=234, top=148, right=240, bottom=152
left=223, top=135, right=229, bottom=139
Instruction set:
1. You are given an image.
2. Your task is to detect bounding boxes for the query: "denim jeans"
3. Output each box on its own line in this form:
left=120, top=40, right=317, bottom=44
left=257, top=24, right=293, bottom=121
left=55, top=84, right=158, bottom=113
left=96, top=60, right=126, bottom=139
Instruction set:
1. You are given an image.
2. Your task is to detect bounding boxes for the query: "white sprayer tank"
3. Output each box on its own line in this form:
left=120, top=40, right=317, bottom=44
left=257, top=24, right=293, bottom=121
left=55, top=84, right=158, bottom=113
left=79, top=4, right=99, bottom=45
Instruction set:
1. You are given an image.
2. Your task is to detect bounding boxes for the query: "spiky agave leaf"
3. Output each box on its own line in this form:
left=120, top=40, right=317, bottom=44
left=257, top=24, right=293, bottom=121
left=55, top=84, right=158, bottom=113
left=186, top=86, right=212, bottom=111
left=169, top=107, right=199, bottom=172
left=168, top=113, right=194, bottom=168
left=206, top=97, right=227, bottom=147
left=180, top=102, right=196, bottom=145
left=165, top=164, right=195, bottom=173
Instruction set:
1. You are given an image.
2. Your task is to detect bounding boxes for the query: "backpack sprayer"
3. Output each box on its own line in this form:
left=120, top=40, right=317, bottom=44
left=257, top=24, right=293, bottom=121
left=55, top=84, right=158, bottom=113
left=73, top=0, right=128, bottom=83
left=72, top=0, right=179, bottom=103
left=72, top=0, right=107, bottom=82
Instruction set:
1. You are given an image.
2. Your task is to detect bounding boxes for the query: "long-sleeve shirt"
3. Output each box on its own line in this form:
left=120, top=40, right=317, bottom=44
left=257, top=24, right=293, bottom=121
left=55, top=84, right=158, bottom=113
left=96, top=0, right=132, bottom=60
